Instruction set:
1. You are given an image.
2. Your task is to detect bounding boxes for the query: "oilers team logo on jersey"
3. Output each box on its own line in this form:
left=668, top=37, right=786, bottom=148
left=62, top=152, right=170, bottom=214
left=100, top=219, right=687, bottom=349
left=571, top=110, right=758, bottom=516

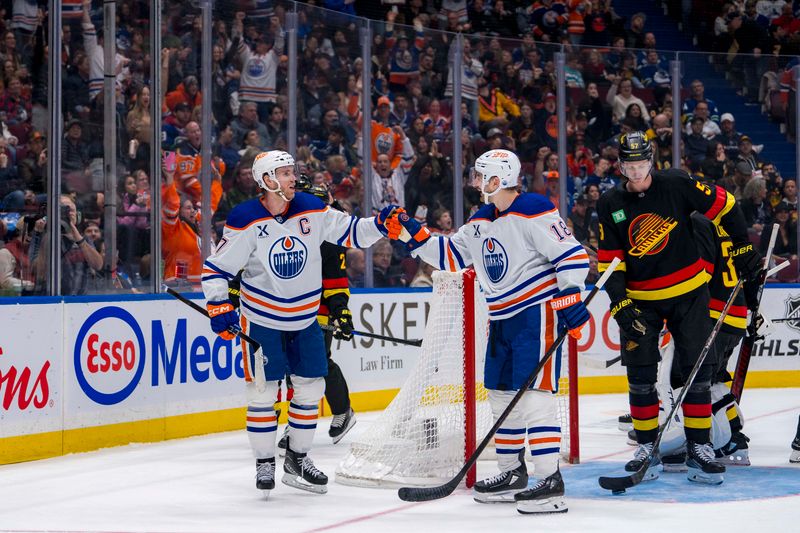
left=482, top=238, right=508, bottom=283
left=269, top=236, right=308, bottom=279
left=247, top=58, right=266, bottom=77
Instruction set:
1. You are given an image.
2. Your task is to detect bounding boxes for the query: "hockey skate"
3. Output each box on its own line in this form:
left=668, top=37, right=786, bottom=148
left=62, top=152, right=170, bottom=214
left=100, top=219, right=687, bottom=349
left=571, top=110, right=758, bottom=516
left=715, top=432, right=751, bottom=466
left=283, top=443, right=328, bottom=494
left=661, top=451, right=688, bottom=473
left=255, top=458, right=275, bottom=497
left=277, top=426, right=289, bottom=457
left=329, top=408, right=357, bottom=444
left=618, top=413, right=633, bottom=432
left=790, top=436, right=800, bottom=464
left=473, top=452, right=528, bottom=503
left=686, top=441, right=726, bottom=484
left=515, top=470, right=568, bottom=514
left=625, top=442, right=660, bottom=481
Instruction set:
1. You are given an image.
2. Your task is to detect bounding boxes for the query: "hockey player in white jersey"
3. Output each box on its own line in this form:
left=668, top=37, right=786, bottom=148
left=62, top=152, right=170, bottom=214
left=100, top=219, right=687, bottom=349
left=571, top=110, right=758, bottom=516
left=201, top=150, right=397, bottom=497
left=385, top=149, right=590, bottom=514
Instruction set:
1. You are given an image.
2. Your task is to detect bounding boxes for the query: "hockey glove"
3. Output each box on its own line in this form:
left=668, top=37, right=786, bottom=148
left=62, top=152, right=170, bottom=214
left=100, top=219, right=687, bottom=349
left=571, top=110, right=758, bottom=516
left=730, top=242, right=763, bottom=282
left=395, top=211, right=431, bottom=251
left=332, top=308, right=354, bottom=341
left=375, top=204, right=403, bottom=237
left=610, top=298, right=647, bottom=339
left=550, top=287, right=590, bottom=339
left=207, top=300, right=239, bottom=340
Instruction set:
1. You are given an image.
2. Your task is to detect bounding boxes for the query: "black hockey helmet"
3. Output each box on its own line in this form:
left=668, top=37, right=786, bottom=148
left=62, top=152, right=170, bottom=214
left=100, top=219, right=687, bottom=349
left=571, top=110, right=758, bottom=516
left=295, top=173, right=330, bottom=203
left=618, top=131, right=653, bottom=163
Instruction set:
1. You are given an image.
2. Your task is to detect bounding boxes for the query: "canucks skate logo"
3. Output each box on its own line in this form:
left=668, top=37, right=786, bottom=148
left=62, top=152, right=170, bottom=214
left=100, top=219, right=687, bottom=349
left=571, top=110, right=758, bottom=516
left=627, top=213, right=678, bottom=257
left=784, top=294, right=800, bottom=333
left=482, top=238, right=508, bottom=283
left=269, top=237, right=307, bottom=279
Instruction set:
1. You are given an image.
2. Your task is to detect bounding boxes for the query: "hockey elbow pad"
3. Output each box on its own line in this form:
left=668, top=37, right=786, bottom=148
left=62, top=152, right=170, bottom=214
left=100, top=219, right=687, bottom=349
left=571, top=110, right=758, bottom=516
left=550, top=287, right=590, bottom=339
left=207, top=300, right=239, bottom=340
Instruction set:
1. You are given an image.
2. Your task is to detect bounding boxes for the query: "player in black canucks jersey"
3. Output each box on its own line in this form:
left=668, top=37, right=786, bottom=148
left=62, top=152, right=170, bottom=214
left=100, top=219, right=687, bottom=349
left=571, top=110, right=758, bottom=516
left=597, top=131, right=762, bottom=485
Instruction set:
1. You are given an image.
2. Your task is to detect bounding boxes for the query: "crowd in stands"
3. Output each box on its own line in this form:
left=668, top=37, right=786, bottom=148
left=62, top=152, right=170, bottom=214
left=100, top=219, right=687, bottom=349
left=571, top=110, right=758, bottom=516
left=0, top=0, right=798, bottom=296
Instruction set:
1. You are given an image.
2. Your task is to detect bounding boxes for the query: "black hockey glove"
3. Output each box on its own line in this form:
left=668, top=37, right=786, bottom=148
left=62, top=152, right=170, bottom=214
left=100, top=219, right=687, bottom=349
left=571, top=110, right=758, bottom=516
left=332, top=308, right=354, bottom=341
left=610, top=298, right=648, bottom=339
left=730, top=242, right=763, bottom=283
left=731, top=242, right=764, bottom=313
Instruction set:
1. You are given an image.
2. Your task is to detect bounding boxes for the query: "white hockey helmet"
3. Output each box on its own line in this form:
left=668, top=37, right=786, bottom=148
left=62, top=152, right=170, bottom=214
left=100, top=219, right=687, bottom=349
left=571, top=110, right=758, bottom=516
left=252, top=150, right=296, bottom=192
left=472, top=149, right=521, bottom=203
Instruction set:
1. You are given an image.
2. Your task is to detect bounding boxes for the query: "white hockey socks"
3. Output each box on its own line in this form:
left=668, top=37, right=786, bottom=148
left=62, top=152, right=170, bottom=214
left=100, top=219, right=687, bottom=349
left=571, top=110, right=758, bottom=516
left=246, top=381, right=280, bottom=459
left=287, top=375, right=324, bottom=454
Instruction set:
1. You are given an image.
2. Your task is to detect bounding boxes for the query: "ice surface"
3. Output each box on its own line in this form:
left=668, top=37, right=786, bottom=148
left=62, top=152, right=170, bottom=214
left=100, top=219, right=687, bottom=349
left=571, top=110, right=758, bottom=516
left=1, top=388, right=798, bottom=532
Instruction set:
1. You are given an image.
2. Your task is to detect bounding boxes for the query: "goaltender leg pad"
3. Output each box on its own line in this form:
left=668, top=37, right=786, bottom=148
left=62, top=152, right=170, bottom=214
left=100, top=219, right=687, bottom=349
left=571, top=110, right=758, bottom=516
left=245, top=380, right=280, bottom=459
left=287, top=375, right=325, bottom=454
left=522, top=390, right=561, bottom=478
left=489, top=389, right=527, bottom=472
left=483, top=303, right=562, bottom=393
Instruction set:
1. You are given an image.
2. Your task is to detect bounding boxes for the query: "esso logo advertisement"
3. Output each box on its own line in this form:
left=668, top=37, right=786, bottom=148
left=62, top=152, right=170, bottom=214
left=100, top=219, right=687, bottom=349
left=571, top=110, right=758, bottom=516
left=74, top=307, right=146, bottom=406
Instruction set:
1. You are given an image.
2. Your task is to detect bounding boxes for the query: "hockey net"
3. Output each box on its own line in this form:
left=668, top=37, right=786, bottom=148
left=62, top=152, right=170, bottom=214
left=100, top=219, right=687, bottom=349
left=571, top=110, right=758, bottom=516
left=335, top=269, right=578, bottom=489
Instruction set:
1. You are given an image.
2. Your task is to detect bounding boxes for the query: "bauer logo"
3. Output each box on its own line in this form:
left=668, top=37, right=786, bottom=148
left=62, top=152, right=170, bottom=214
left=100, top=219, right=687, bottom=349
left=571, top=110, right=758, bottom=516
left=269, top=236, right=308, bottom=279
left=74, top=306, right=146, bottom=406
left=482, top=238, right=509, bottom=283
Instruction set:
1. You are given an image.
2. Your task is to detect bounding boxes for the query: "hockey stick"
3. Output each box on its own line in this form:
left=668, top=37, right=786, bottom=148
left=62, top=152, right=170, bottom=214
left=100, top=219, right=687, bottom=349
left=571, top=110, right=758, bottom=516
left=580, top=354, right=622, bottom=369
left=319, top=323, right=423, bottom=347
left=773, top=317, right=800, bottom=323
left=397, top=257, right=621, bottom=503
left=598, top=275, right=745, bottom=493
left=730, top=223, right=779, bottom=402
left=166, top=287, right=268, bottom=393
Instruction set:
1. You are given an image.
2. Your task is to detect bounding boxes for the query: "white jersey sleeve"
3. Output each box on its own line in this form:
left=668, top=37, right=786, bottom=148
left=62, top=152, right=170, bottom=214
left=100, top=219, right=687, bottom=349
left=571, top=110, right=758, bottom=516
left=201, top=217, right=256, bottom=303
left=412, top=224, right=473, bottom=272
left=524, top=208, right=590, bottom=293
left=321, top=207, right=386, bottom=249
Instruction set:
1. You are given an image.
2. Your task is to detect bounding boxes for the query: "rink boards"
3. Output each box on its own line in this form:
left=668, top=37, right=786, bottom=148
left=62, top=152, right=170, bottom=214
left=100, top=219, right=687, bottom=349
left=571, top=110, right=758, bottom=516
left=1, top=286, right=799, bottom=464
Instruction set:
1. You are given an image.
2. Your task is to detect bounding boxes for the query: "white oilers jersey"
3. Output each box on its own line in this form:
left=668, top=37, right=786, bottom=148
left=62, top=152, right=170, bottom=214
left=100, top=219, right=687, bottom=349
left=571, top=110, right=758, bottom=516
left=414, top=193, right=589, bottom=320
left=202, top=192, right=384, bottom=331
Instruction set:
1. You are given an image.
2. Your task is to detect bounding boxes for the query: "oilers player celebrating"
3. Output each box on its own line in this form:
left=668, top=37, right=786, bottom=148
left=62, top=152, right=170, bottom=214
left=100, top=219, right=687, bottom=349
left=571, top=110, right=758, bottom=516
left=385, top=149, right=590, bottom=514
left=201, top=150, right=397, bottom=498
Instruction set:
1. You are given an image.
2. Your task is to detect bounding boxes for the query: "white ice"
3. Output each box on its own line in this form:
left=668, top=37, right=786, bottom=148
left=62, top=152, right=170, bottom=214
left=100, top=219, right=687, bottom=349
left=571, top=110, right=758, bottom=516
left=1, top=388, right=798, bottom=533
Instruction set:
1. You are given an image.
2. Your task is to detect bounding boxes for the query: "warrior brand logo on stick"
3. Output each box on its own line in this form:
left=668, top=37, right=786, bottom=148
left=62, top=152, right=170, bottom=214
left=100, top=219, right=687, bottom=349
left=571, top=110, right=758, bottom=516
left=627, top=214, right=678, bottom=257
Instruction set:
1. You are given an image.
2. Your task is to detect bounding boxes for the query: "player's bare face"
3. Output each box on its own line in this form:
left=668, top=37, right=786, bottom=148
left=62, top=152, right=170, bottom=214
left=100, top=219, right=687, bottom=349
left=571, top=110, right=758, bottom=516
left=622, top=160, right=652, bottom=191
left=273, top=166, right=297, bottom=200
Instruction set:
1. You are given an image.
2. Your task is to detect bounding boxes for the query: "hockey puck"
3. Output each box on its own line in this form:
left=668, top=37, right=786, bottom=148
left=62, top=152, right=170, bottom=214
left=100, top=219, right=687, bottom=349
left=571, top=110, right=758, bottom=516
left=611, top=489, right=625, bottom=495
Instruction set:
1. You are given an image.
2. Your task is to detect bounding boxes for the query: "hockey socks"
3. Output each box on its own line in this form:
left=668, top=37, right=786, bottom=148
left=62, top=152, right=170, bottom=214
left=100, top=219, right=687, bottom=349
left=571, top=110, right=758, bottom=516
left=246, top=405, right=278, bottom=459
left=629, top=383, right=659, bottom=444
left=287, top=402, right=319, bottom=453
left=681, top=383, right=712, bottom=444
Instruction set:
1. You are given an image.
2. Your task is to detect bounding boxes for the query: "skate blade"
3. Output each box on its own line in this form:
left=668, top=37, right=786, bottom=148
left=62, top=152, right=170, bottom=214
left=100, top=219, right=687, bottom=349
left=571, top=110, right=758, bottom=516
left=687, top=468, right=724, bottom=485
left=261, top=489, right=272, bottom=501
left=472, top=489, right=520, bottom=504
left=331, top=417, right=357, bottom=445
left=790, top=451, right=800, bottom=464
left=662, top=464, right=688, bottom=473
left=282, top=473, right=328, bottom=494
left=516, top=498, right=568, bottom=514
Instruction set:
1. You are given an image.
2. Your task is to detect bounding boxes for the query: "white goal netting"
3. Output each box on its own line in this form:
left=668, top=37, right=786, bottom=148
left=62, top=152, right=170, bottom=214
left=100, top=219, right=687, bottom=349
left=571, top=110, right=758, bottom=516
left=335, top=270, right=574, bottom=488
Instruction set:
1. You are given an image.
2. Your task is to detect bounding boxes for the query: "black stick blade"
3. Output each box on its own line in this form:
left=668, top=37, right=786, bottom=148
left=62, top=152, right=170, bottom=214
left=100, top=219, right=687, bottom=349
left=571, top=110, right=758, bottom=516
left=398, top=480, right=458, bottom=502
left=598, top=461, right=649, bottom=492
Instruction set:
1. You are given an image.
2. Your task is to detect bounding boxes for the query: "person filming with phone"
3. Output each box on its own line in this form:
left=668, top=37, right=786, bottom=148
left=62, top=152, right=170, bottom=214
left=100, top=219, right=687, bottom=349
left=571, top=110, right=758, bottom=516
left=28, top=195, right=103, bottom=295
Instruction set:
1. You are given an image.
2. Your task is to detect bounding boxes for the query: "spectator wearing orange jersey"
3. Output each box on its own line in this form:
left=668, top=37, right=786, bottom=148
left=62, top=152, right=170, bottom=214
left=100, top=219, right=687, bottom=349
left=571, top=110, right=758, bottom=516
left=161, top=156, right=222, bottom=287
left=165, top=75, right=202, bottom=113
